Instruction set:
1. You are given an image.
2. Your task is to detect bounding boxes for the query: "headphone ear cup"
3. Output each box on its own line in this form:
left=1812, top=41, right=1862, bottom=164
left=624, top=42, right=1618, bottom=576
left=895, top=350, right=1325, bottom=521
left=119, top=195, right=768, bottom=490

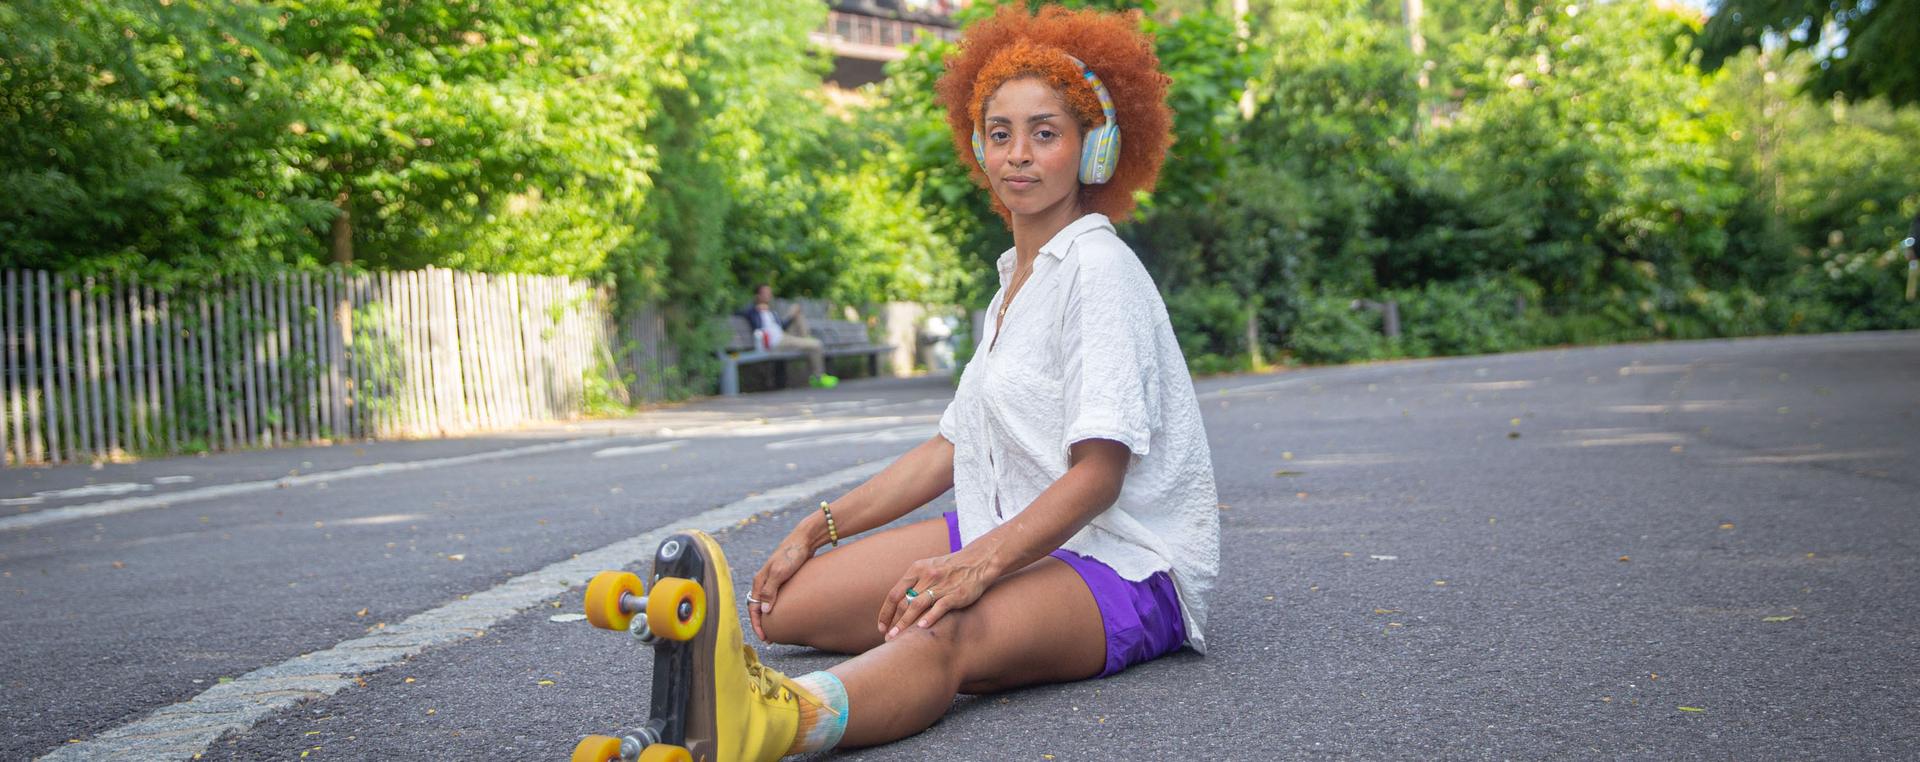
left=1079, top=124, right=1120, bottom=185
left=971, top=129, right=987, bottom=171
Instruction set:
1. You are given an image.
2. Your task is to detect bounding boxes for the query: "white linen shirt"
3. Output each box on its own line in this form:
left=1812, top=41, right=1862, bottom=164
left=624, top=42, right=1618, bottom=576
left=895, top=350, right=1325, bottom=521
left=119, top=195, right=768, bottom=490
left=938, top=213, right=1221, bottom=653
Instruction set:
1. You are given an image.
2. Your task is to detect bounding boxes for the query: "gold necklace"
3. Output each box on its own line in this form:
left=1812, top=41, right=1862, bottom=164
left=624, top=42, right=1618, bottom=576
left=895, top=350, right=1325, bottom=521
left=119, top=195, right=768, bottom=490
left=998, top=263, right=1034, bottom=323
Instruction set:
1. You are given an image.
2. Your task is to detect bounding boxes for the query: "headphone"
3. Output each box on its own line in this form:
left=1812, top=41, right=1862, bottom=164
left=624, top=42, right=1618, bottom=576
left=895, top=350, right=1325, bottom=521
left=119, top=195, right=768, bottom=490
left=972, top=55, right=1121, bottom=185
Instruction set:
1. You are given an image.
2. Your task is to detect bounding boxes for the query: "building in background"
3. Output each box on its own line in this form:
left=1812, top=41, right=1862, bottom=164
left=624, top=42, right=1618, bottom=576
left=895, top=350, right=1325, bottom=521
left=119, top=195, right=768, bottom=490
left=815, top=0, right=969, bottom=88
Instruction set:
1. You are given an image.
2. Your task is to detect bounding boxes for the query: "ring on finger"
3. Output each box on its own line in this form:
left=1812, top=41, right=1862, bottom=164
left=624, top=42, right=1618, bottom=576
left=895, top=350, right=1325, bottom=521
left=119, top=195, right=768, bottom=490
left=924, top=587, right=938, bottom=600
left=745, top=594, right=763, bottom=605
left=904, top=587, right=919, bottom=602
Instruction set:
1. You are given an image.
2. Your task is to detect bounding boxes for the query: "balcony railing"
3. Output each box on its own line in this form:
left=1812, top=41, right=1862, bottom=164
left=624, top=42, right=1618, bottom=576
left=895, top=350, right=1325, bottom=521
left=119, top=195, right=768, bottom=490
left=816, top=9, right=961, bottom=61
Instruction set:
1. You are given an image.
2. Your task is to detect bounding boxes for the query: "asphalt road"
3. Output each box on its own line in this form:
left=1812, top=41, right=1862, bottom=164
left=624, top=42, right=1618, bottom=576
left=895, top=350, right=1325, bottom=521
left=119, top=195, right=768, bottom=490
left=4, top=332, right=1916, bottom=760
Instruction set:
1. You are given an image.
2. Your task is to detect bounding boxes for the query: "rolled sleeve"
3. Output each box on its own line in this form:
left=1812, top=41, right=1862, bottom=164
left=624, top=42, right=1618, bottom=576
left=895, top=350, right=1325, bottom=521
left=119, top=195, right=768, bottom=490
left=1060, top=256, right=1161, bottom=458
left=938, top=397, right=963, bottom=443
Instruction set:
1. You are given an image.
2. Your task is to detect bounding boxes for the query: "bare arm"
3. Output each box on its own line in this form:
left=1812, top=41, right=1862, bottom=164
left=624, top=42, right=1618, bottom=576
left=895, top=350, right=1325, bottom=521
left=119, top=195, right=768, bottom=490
left=750, top=432, right=953, bottom=636
left=961, top=438, right=1127, bottom=580
left=876, top=438, right=1129, bottom=637
left=787, top=432, right=955, bottom=550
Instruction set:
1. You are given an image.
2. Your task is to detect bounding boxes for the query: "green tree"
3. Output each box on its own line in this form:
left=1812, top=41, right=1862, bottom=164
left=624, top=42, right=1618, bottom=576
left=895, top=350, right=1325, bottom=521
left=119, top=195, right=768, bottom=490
left=1696, top=0, right=1920, bottom=106
left=0, top=0, right=328, bottom=282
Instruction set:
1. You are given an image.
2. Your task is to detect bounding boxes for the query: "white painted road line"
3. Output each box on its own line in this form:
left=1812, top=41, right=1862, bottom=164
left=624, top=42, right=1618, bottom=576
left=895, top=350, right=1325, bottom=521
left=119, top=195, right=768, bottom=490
left=592, top=440, right=689, bottom=458
left=766, top=424, right=937, bottom=450
left=0, top=436, right=672, bottom=534
left=37, top=457, right=893, bottom=761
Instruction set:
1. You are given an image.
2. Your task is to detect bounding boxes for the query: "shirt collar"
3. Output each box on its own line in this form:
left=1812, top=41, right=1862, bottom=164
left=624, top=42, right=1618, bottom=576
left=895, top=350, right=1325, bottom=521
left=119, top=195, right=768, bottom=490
left=995, top=213, right=1115, bottom=279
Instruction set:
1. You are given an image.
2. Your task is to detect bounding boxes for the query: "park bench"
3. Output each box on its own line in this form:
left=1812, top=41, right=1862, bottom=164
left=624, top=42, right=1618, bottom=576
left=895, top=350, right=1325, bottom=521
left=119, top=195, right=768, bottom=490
left=716, top=301, right=894, bottom=395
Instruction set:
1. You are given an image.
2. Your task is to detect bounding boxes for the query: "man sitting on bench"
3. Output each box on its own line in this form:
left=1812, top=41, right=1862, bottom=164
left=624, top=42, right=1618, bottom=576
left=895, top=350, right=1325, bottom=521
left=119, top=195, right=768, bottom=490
left=739, top=284, right=838, bottom=388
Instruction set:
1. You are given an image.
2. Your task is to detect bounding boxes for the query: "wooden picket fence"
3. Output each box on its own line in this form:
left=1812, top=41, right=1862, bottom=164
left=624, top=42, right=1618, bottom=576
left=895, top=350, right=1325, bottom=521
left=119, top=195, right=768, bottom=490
left=0, top=268, right=671, bottom=466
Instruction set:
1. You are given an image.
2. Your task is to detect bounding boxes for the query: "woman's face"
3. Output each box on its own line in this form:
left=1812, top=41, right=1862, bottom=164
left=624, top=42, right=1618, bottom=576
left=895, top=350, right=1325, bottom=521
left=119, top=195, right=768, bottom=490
left=980, top=77, right=1083, bottom=220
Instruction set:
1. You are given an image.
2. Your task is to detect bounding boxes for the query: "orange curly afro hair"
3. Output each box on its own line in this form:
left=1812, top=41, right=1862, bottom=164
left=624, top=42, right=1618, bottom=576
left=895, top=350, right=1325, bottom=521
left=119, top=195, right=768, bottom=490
left=935, top=5, right=1173, bottom=224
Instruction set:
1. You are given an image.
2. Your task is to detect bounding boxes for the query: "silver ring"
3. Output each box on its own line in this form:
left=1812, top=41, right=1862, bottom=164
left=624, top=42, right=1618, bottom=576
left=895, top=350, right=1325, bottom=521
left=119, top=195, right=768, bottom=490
left=745, top=594, right=763, bottom=605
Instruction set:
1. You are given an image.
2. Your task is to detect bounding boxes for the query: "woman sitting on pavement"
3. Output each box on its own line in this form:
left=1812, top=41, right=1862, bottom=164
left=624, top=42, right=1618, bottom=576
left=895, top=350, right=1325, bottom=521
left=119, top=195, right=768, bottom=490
left=638, top=7, right=1221, bottom=758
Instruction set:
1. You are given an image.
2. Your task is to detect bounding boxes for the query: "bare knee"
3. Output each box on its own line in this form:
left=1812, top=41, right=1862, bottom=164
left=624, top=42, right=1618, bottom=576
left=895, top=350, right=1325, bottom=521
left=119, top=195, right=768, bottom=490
left=905, top=608, right=1049, bottom=695
left=759, top=597, right=875, bottom=653
left=757, top=605, right=799, bottom=646
left=888, top=609, right=986, bottom=685
left=758, top=602, right=818, bottom=648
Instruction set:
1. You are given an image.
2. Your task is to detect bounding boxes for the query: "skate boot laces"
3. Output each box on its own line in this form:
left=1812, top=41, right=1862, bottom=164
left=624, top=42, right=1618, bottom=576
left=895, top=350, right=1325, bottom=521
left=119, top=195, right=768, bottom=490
left=741, top=646, right=840, bottom=717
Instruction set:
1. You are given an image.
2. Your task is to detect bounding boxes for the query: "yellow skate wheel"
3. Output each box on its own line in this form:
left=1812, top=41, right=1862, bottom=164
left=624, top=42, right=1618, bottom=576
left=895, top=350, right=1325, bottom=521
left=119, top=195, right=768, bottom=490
left=637, top=745, right=692, bottom=762
left=583, top=571, right=645, bottom=631
left=646, top=577, right=705, bottom=642
left=572, top=734, right=625, bottom=762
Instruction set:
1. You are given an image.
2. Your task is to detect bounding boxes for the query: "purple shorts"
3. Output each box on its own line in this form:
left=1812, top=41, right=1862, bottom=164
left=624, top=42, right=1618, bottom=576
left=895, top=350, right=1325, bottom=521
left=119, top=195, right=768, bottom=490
left=943, top=512, right=1186, bottom=678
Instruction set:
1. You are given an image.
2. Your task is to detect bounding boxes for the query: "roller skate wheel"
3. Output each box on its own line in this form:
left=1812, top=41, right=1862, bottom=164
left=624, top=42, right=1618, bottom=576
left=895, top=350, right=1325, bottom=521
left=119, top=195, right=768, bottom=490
left=584, top=571, right=646, bottom=631
left=646, top=577, right=705, bottom=642
left=572, top=734, right=627, bottom=762
left=638, top=745, right=692, bottom=762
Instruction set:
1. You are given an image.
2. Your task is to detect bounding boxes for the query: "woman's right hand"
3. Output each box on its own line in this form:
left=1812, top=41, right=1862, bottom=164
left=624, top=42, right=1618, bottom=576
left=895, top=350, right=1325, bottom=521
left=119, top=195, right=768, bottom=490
left=748, top=531, right=815, bottom=642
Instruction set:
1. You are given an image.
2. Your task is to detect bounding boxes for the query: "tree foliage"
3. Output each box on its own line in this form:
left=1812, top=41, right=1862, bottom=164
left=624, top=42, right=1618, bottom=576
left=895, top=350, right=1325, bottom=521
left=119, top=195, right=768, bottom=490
left=4, top=0, right=1916, bottom=392
left=1696, top=0, right=1920, bottom=107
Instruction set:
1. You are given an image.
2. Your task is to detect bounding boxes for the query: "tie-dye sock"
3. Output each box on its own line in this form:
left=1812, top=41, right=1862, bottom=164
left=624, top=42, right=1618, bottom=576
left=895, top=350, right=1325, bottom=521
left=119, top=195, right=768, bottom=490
left=785, top=670, right=849, bottom=755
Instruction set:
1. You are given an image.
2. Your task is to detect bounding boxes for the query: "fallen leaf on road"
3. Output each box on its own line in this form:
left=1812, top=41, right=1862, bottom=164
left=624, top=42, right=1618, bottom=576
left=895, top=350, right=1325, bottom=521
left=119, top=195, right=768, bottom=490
left=111, top=561, right=125, bottom=569
left=1282, top=452, right=1294, bottom=460
left=1272, top=470, right=1303, bottom=477
left=537, top=680, right=555, bottom=686
left=447, top=554, right=466, bottom=562
left=1507, top=431, right=1521, bottom=439
left=426, top=709, right=436, bottom=715
left=1618, top=556, right=1631, bottom=563
left=1433, top=580, right=1448, bottom=587
left=355, top=608, right=369, bottom=617
left=1719, top=522, right=1735, bottom=530
left=1762, top=615, right=1797, bottom=622
left=1678, top=706, right=1704, bottom=713
left=1374, top=609, right=1401, bottom=614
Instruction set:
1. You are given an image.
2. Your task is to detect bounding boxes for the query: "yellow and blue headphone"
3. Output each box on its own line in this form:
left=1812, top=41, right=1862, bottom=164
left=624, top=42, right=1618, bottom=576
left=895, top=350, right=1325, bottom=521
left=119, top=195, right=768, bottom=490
left=972, top=55, right=1122, bottom=185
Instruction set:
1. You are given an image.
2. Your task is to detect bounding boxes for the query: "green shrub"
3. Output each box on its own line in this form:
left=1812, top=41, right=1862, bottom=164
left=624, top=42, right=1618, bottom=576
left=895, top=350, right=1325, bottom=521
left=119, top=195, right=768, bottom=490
left=1287, top=294, right=1391, bottom=364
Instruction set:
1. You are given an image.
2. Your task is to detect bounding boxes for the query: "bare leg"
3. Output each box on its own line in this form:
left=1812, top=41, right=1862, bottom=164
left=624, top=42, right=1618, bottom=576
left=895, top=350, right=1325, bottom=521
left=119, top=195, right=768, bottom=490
left=827, top=557, right=1106, bottom=748
left=759, top=518, right=950, bottom=653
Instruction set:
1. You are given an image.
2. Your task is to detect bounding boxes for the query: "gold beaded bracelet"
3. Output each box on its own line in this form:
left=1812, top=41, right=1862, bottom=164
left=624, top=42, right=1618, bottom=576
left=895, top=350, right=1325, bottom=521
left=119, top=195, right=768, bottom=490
left=820, top=501, right=840, bottom=547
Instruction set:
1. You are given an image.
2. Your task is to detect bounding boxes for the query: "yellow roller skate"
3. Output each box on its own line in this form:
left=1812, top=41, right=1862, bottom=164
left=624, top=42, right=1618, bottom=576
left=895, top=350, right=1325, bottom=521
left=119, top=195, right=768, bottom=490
left=574, top=531, right=806, bottom=762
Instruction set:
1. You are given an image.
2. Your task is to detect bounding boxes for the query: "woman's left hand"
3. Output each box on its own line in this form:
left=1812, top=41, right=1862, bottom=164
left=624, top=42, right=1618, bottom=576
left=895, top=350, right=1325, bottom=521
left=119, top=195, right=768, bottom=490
left=877, top=548, right=997, bottom=640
